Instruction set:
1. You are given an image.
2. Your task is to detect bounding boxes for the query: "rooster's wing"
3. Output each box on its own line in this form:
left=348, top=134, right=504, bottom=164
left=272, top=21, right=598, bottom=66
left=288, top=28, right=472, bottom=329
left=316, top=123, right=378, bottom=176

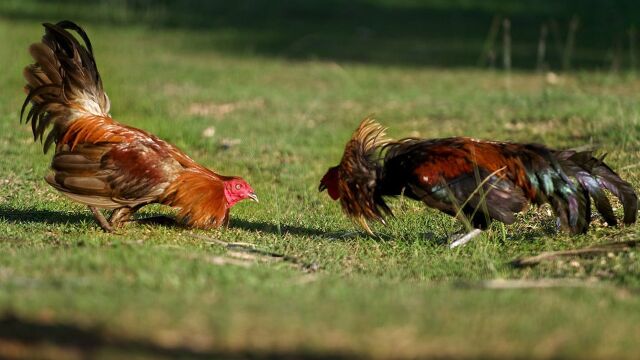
left=46, top=140, right=183, bottom=209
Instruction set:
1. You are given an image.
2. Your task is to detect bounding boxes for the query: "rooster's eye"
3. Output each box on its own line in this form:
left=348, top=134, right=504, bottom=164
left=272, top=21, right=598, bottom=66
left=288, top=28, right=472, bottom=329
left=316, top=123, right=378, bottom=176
left=235, top=184, right=241, bottom=190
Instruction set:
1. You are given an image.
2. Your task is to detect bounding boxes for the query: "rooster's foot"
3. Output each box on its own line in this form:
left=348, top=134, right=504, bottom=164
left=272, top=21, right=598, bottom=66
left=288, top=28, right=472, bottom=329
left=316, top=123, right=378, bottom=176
left=449, top=229, right=483, bottom=249
left=109, top=207, right=137, bottom=229
left=89, top=206, right=113, bottom=232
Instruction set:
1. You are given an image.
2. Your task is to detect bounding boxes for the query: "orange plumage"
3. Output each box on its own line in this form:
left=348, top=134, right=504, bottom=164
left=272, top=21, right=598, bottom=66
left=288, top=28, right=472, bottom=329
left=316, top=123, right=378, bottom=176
left=22, top=21, right=257, bottom=232
left=320, top=118, right=637, bottom=235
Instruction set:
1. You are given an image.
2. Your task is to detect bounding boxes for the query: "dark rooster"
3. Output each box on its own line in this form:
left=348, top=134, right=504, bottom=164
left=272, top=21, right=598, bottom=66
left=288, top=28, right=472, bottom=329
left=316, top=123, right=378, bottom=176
left=21, top=21, right=257, bottom=232
left=319, top=118, right=637, bottom=245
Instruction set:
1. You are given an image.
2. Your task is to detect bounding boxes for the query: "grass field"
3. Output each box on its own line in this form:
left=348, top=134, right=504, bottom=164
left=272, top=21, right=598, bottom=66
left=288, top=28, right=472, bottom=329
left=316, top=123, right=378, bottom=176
left=1, top=3, right=640, bottom=359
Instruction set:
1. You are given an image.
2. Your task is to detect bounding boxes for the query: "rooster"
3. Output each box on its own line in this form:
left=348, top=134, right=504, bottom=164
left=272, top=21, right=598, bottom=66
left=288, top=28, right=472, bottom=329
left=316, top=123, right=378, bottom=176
left=21, top=21, right=258, bottom=232
left=319, top=118, right=637, bottom=245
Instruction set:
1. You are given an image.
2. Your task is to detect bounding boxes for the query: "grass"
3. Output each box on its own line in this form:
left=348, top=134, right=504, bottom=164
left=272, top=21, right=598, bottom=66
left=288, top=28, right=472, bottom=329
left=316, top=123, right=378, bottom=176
left=1, top=8, right=640, bottom=359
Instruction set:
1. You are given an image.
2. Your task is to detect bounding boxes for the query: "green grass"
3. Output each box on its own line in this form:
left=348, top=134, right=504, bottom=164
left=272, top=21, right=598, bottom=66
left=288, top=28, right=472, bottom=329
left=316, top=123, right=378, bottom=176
left=1, top=12, right=640, bottom=359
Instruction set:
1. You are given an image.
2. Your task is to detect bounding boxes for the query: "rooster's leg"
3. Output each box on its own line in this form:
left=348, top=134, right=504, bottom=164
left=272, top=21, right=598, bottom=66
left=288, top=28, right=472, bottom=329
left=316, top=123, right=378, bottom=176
left=109, top=207, right=136, bottom=229
left=222, top=209, right=230, bottom=228
left=449, top=228, right=483, bottom=249
left=89, top=206, right=113, bottom=232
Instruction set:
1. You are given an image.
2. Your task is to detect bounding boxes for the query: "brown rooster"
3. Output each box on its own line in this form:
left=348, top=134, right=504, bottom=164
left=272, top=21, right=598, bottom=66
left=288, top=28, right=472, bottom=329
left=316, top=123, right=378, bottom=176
left=21, top=21, right=258, bottom=232
left=319, top=118, right=637, bottom=246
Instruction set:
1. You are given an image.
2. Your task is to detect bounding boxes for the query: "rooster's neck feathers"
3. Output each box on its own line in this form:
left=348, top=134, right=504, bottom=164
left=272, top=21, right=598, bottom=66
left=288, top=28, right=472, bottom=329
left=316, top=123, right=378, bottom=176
left=161, top=168, right=233, bottom=228
left=336, top=117, right=393, bottom=233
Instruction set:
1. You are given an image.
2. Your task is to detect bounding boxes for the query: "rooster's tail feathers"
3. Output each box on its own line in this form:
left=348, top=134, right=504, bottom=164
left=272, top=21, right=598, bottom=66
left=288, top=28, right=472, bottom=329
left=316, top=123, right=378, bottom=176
left=22, top=20, right=110, bottom=152
left=558, top=150, right=637, bottom=227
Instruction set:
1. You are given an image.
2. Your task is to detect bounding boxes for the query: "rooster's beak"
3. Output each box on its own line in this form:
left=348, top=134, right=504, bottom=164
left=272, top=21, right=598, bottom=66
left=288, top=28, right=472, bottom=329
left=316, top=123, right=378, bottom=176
left=318, top=183, right=327, bottom=192
left=248, top=192, right=259, bottom=202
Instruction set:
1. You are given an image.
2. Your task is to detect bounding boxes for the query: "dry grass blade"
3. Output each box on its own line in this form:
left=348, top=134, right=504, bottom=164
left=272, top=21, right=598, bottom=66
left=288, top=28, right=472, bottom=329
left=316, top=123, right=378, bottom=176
left=187, top=233, right=319, bottom=272
left=443, top=165, right=506, bottom=248
left=452, top=166, right=507, bottom=222
left=511, top=240, right=638, bottom=267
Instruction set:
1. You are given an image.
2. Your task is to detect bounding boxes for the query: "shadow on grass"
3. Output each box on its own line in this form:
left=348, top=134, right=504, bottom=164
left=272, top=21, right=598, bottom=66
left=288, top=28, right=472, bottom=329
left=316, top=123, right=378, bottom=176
left=0, top=205, right=335, bottom=238
left=231, top=218, right=338, bottom=239
left=0, top=205, right=557, bottom=244
left=128, top=214, right=338, bottom=239
left=0, top=206, right=93, bottom=225
left=421, top=214, right=557, bottom=247
left=0, top=313, right=357, bottom=359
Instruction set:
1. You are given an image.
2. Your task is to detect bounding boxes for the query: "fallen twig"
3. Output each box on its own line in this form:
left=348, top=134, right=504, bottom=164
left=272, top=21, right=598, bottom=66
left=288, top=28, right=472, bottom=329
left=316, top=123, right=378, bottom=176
left=478, top=278, right=599, bottom=289
left=200, top=255, right=253, bottom=268
left=187, top=233, right=319, bottom=272
left=511, top=240, right=638, bottom=267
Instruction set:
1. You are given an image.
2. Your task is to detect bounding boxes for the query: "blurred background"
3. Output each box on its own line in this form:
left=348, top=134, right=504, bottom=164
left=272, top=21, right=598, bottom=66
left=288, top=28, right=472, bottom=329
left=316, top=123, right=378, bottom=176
left=2, top=0, right=640, bottom=71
